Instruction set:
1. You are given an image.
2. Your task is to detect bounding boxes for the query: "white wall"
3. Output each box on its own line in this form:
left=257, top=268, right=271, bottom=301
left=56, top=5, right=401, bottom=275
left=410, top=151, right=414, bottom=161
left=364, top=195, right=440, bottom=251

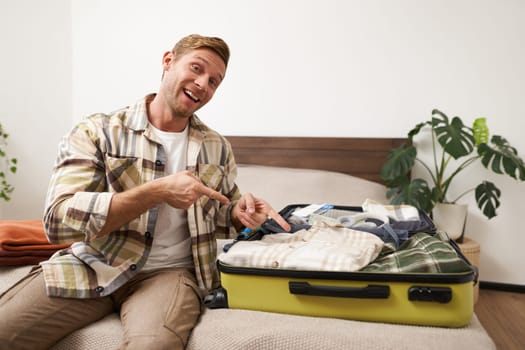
left=0, top=0, right=72, bottom=219
left=1, top=0, right=524, bottom=285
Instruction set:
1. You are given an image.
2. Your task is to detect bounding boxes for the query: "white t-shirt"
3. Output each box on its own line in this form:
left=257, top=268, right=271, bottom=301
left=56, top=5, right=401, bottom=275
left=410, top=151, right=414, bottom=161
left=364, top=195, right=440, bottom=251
left=142, top=123, right=193, bottom=271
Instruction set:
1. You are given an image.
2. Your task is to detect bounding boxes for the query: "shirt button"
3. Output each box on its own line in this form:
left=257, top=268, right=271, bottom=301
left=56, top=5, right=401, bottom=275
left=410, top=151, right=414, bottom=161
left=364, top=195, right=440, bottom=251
left=95, top=286, right=104, bottom=294
left=130, top=264, right=137, bottom=271
left=145, top=231, right=152, bottom=239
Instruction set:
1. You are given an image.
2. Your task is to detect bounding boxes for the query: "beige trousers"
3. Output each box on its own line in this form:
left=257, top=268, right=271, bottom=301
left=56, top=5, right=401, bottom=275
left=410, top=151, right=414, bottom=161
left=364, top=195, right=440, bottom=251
left=0, top=267, right=203, bottom=350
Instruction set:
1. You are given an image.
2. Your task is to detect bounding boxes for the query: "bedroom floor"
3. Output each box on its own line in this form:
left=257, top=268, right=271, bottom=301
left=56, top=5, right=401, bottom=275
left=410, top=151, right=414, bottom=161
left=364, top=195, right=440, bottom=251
left=475, top=288, right=525, bottom=349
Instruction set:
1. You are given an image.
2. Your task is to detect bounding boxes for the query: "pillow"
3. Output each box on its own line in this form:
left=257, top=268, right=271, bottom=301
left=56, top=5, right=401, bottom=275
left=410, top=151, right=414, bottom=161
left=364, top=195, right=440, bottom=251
left=235, top=165, right=388, bottom=211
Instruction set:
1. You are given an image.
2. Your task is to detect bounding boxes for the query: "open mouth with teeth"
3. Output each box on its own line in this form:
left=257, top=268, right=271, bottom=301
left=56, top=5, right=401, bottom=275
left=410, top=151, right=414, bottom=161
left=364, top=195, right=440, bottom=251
left=184, top=89, right=200, bottom=103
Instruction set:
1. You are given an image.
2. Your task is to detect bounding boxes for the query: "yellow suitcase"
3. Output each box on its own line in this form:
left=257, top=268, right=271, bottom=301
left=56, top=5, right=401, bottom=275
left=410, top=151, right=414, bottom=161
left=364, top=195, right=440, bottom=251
left=216, top=261, right=475, bottom=328
left=210, top=204, right=476, bottom=328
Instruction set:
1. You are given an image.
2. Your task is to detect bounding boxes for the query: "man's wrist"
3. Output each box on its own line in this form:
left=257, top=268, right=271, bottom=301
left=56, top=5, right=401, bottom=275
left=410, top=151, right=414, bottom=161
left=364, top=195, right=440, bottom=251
left=230, top=203, right=244, bottom=231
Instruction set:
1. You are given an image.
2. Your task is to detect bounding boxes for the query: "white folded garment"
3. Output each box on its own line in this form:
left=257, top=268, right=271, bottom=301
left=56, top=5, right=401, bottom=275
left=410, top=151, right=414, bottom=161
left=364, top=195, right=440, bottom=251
left=362, top=199, right=420, bottom=221
left=218, top=223, right=384, bottom=272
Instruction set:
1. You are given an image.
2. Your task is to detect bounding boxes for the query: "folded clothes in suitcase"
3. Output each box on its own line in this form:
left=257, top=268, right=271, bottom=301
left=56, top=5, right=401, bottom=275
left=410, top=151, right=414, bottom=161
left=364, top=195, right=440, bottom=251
left=209, top=202, right=477, bottom=328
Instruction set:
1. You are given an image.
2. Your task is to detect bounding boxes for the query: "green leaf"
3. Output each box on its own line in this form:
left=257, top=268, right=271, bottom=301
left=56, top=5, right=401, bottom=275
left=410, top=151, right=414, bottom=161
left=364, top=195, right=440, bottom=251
left=430, top=186, right=444, bottom=204
left=475, top=181, right=501, bottom=219
left=472, top=117, right=489, bottom=145
left=478, top=135, right=525, bottom=180
left=432, top=109, right=475, bottom=159
left=384, top=173, right=411, bottom=191
left=407, top=121, right=430, bottom=142
left=0, top=192, right=9, bottom=201
left=386, top=178, right=434, bottom=213
left=380, top=144, right=417, bottom=181
left=0, top=122, right=18, bottom=201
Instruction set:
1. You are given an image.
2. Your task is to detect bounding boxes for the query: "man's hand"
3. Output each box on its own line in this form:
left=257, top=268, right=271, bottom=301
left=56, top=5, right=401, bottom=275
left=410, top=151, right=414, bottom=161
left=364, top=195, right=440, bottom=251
left=98, top=171, right=229, bottom=237
left=231, top=193, right=291, bottom=232
left=161, top=171, right=230, bottom=209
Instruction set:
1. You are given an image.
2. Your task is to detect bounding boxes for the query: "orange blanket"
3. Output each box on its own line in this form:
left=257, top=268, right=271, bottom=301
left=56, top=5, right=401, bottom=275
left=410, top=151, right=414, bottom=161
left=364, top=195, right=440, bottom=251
left=0, top=220, right=70, bottom=265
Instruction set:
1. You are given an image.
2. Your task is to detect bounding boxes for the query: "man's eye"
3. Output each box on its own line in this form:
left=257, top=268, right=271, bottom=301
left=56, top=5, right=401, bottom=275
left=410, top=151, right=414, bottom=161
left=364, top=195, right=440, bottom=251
left=191, top=64, right=200, bottom=72
left=209, top=78, right=218, bottom=87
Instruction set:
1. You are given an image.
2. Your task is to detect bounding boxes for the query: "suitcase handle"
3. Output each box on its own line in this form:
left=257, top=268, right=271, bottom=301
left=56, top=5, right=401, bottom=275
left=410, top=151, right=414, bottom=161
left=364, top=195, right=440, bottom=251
left=289, top=281, right=390, bottom=299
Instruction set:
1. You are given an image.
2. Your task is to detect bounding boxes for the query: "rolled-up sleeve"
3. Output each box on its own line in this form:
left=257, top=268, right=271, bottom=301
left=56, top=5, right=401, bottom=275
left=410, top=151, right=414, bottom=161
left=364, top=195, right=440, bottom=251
left=43, top=120, right=113, bottom=244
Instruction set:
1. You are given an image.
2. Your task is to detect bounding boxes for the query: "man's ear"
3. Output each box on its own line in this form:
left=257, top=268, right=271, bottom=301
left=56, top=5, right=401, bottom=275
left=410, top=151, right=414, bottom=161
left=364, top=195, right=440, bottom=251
left=162, top=51, right=174, bottom=71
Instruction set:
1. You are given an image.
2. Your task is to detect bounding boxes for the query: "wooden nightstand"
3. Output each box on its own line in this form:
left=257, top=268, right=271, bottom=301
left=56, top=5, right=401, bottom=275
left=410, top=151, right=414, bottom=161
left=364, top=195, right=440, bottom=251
left=457, top=237, right=480, bottom=304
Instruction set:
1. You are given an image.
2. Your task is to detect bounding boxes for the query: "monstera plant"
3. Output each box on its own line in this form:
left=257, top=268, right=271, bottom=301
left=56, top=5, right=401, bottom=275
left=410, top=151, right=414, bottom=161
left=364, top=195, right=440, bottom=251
left=0, top=122, right=17, bottom=201
left=380, top=109, right=525, bottom=220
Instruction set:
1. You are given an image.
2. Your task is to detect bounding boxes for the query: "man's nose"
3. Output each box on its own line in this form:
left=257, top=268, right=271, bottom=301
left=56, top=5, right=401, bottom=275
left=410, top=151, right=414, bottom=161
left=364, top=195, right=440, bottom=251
left=194, top=75, right=208, bottom=91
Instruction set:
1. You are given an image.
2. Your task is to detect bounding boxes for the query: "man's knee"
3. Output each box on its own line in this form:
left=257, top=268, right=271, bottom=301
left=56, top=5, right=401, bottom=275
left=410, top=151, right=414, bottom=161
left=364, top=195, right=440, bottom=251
left=121, top=329, right=184, bottom=350
left=119, top=269, right=202, bottom=349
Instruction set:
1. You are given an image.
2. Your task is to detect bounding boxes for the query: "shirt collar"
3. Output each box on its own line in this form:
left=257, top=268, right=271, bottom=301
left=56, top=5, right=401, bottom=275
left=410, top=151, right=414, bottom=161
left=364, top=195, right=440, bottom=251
left=124, top=93, right=207, bottom=135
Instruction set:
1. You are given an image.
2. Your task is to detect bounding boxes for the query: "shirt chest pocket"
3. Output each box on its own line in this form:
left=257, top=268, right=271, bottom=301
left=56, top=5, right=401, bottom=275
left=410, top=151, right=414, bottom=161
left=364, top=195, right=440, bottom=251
left=196, top=163, right=226, bottom=191
left=104, top=155, right=141, bottom=192
left=196, top=163, right=227, bottom=216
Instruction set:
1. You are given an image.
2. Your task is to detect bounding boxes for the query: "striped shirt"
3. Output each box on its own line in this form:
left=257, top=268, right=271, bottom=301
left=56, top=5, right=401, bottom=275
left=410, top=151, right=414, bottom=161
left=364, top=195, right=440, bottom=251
left=42, top=94, right=241, bottom=298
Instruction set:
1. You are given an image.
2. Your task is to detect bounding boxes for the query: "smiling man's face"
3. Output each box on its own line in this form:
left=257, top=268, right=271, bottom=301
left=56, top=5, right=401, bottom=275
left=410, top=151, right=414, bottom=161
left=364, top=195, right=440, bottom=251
left=159, top=47, right=226, bottom=120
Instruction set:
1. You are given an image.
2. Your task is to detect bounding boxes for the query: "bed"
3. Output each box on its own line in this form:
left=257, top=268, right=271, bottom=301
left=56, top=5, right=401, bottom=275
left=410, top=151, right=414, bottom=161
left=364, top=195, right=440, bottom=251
left=0, top=136, right=495, bottom=349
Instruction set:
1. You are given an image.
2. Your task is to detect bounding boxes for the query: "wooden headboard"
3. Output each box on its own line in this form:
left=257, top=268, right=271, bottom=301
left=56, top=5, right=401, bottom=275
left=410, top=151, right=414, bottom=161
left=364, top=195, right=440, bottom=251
left=225, top=136, right=408, bottom=184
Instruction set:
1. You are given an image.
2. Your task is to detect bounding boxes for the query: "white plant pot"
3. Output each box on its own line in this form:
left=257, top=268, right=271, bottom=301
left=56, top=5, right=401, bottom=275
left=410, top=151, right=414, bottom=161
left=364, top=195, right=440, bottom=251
left=432, top=203, right=468, bottom=241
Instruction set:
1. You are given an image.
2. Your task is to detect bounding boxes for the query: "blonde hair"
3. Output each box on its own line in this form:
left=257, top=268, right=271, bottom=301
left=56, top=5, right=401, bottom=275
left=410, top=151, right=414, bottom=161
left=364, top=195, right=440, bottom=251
left=172, top=34, right=230, bottom=67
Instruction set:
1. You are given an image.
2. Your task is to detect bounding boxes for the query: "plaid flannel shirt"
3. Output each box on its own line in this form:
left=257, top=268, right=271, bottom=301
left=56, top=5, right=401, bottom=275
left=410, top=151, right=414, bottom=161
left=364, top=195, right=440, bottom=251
left=42, top=94, right=240, bottom=298
left=361, top=231, right=473, bottom=274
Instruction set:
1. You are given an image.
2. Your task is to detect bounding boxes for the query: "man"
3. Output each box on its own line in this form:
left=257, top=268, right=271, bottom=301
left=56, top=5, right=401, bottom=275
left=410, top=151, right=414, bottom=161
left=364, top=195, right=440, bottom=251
left=0, top=34, right=290, bottom=349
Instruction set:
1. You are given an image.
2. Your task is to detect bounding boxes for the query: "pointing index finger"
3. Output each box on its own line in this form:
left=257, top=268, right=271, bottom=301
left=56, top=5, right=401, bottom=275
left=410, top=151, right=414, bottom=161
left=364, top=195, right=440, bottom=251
left=196, top=183, right=230, bottom=205
left=267, top=208, right=291, bottom=232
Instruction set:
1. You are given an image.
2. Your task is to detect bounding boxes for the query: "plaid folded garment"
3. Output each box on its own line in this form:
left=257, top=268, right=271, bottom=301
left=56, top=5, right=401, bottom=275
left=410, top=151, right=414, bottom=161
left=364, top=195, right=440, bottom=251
left=361, top=231, right=472, bottom=274
left=218, top=223, right=384, bottom=272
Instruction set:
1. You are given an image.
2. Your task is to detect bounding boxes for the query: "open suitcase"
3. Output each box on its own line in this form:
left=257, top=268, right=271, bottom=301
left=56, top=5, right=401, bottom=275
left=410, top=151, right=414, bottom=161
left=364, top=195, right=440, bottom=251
left=208, top=204, right=477, bottom=328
